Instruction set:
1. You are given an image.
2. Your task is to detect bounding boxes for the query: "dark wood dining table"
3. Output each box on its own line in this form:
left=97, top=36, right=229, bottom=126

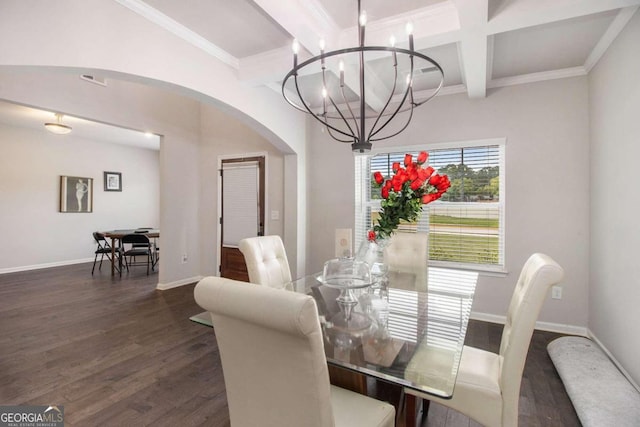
left=102, top=229, right=160, bottom=275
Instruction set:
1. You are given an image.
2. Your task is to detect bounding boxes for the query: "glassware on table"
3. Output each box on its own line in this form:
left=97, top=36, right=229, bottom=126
left=321, top=258, right=372, bottom=330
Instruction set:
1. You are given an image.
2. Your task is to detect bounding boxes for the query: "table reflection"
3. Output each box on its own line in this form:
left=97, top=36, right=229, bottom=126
left=288, top=266, right=478, bottom=397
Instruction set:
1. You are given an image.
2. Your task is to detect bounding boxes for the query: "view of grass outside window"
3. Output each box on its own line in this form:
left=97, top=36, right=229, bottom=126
left=360, top=142, right=504, bottom=270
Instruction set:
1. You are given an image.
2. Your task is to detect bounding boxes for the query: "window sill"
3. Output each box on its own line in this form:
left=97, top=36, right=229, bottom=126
left=428, top=260, right=508, bottom=277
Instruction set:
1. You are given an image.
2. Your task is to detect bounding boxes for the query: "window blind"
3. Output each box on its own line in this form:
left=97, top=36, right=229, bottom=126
left=355, top=144, right=505, bottom=271
left=222, top=162, right=259, bottom=247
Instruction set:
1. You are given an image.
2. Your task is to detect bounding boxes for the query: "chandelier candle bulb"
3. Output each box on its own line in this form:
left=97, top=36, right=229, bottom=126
left=339, top=60, right=345, bottom=87
left=359, top=11, right=367, bottom=27
left=390, top=36, right=397, bottom=65
left=319, top=38, right=326, bottom=65
left=292, top=39, right=299, bottom=68
left=406, top=22, right=414, bottom=51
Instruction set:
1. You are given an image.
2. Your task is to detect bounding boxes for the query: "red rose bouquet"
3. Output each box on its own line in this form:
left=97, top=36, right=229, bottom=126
left=369, top=151, right=450, bottom=241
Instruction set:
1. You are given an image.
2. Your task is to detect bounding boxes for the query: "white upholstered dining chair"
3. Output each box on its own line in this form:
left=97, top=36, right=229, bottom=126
left=405, top=253, right=564, bottom=427
left=384, top=232, right=429, bottom=292
left=194, top=276, right=395, bottom=427
left=239, top=235, right=291, bottom=288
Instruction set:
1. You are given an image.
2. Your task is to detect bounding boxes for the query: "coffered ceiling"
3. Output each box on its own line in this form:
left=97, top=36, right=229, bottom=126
left=116, top=0, right=640, bottom=99
left=1, top=0, right=638, bottom=145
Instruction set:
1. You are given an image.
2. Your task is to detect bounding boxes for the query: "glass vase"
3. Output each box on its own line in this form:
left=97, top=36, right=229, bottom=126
left=355, top=238, right=390, bottom=289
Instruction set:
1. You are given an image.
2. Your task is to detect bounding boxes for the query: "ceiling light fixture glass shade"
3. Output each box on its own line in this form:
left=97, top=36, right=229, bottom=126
left=44, top=113, right=72, bottom=135
left=281, top=0, right=444, bottom=153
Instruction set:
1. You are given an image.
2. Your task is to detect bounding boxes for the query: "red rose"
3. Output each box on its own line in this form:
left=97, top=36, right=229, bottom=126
left=368, top=230, right=376, bottom=241
left=410, top=179, right=424, bottom=191
left=422, top=193, right=438, bottom=204
left=417, top=151, right=428, bottom=164
left=393, top=180, right=403, bottom=192
left=424, top=166, right=434, bottom=177
left=373, top=171, right=384, bottom=185
left=429, top=174, right=442, bottom=186
left=392, top=162, right=401, bottom=173
left=404, top=154, right=413, bottom=166
left=381, top=186, right=389, bottom=199
left=408, top=169, right=418, bottom=181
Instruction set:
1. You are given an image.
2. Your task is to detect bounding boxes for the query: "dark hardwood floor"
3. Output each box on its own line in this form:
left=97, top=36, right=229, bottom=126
left=0, top=263, right=580, bottom=426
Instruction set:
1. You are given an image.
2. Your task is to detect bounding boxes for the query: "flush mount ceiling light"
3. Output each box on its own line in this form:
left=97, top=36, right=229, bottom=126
left=282, top=0, right=444, bottom=152
left=44, top=113, right=72, bottom=135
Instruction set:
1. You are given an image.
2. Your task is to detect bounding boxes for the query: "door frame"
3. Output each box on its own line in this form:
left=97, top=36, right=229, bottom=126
left=216, top=152, right=268, bottom=277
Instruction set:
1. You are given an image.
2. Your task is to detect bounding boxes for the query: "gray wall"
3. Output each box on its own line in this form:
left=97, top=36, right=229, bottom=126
left=0, top=123, right=159, bottom=271
left=308, top=76, right=591, bottom=329
left=589, top=11, right=640, bottom=387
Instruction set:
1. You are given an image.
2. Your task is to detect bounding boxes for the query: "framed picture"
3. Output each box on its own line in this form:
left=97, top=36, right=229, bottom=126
left=104, top=171, right=122, bottom=192
left=60, top=176, right=93, bottom=213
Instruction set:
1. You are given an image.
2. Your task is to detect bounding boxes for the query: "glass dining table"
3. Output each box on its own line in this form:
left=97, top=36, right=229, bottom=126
left=190, top=265, right=478, bottom=426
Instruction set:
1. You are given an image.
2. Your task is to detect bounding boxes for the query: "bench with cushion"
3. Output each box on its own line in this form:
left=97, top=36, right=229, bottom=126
left=547, top=336, right=640, bottom=427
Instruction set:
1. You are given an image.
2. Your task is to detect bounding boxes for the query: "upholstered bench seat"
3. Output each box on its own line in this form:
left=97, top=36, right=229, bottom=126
left=547, top=336, right=640, bottom=427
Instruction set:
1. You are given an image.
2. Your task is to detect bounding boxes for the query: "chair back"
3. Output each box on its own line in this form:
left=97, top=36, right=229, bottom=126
left=499, top=253, right=564, bottom=426
left=122, top=233, right=150, bottom=247
left=194, top=277, right=334, bottom=427
left=239, top=235, right=292, bottom=288
left=384, top=232, right=429, bottom=291
left=384, top=232, right=429, bottom=272
left=93, top=231, right=106, bottom=243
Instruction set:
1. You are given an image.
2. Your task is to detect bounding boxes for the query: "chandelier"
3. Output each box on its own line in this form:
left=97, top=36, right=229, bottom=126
left=281, top=0, right=444, bottom=153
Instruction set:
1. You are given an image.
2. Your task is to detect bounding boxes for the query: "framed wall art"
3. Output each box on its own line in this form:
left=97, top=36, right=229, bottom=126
left=104, top=171, right=122, bottom=192
left=60, top=176, right=93, bottom=213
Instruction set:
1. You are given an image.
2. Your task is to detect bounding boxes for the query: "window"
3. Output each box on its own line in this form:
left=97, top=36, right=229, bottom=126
left=355, top=139, right=505, bottom=272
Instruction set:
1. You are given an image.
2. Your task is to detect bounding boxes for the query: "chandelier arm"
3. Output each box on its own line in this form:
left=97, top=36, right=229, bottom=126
left=326, top=125, right=355, bottom=143
left=340, top=85, right=361, bottom=141
left=294, top=74, right=359, bottom=140
left=325, top=95, right=359, bottom=141
left=371, top=97, right=416, bottom=142
left=368, top=77, right=413, bottom=140
left=366, top=58, right=399, bottom=142
left=412, top=75, right=444, bottom=107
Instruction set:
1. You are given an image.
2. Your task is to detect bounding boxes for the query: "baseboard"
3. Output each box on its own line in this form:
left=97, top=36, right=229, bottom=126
left=588, top=330, right=640, bottom=393
left=156, top=275, right=203, bottom=290
left=471, top=311, right=589, bottom=336
left=0, top=258, right=94, bottom=275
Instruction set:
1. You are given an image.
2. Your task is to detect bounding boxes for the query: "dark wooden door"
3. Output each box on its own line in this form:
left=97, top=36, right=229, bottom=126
left=219, top=156, right=265, bottom=281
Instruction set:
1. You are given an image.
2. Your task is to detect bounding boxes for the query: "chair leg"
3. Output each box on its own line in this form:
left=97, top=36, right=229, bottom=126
left=91, top=253, right=99, bottom=275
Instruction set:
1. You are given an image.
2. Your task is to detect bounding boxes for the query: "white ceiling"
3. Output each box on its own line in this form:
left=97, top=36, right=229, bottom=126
left=0, top=100, right=160, bottom=150
left=2, top=0, right=639, bottom=145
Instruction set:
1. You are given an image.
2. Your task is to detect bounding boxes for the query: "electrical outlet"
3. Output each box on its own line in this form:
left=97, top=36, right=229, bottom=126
left=551, top=285, right=562, bottom=300
left=181, top=254, right=188, bottom=263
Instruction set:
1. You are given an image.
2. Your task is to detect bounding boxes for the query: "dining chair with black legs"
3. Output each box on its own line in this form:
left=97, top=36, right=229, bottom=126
left=121, top=234, right=153, bottom=276
left=92, top=232, right=120, bottom=275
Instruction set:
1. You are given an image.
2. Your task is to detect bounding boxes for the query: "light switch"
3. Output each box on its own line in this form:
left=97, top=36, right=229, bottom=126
left=271, top=210, right=280, bottom=220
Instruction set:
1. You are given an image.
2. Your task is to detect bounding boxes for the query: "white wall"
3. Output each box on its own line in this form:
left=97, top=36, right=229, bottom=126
left=0, top=71, right=203, bottom=286
left=0, top=123, right=159, bottom=271
left=308, top=77, right=590, bottom=328
left=589, top=11, right=640, bottom=386
left=198, top=103, right=285, bottom=276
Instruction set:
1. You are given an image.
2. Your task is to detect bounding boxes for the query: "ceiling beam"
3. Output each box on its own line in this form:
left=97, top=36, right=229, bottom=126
left=452, top=0, right=489, bottom=98
left=113, top=0, right=239, bottom=69
left=488, top=0, right=640, bottom=35
left=252, top=0, right=340, bottom=55
left=584, top=5, right=639, bottom=72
